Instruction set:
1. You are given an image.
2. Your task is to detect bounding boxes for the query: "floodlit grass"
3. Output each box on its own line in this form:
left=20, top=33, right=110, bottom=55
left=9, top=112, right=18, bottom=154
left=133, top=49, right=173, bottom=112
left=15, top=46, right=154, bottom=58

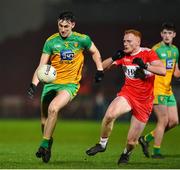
left=0, top=119, right=180, bottom=169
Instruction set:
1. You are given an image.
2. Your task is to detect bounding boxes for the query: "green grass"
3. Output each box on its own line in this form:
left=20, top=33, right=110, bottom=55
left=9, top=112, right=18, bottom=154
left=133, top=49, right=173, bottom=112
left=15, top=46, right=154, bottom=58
left=0, top=119, right=180, bottom=169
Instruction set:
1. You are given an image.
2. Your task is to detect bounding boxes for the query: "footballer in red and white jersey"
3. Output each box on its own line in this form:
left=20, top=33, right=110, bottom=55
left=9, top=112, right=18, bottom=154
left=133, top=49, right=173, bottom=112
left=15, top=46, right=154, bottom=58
left=115, top=47, right=159, bottom=103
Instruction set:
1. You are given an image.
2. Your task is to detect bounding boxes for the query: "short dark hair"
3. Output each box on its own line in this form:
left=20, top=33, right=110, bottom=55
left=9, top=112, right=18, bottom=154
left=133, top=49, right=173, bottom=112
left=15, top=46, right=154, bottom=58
left=161, top=22, right=176, bottom=32
left=58, top=11, right=75, bottom=22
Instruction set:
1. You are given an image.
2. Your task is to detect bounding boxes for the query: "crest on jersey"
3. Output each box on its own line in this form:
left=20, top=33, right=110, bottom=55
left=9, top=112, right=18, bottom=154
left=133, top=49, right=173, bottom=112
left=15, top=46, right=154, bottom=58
left=160, top=96, right=165, bottom=102
left=74, top=42, right=78, bottom=47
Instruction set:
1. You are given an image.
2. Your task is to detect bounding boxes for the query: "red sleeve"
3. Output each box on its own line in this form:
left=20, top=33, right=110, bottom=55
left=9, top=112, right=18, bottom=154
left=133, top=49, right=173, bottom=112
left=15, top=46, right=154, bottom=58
left=114, top=58, right=123, bottom=66
left=148, top=49, right=159, bottom=63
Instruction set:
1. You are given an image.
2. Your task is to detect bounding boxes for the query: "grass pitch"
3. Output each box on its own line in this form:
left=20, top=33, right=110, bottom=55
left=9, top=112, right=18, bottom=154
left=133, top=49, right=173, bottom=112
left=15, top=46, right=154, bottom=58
left=0, top=119, right=180, bottom=169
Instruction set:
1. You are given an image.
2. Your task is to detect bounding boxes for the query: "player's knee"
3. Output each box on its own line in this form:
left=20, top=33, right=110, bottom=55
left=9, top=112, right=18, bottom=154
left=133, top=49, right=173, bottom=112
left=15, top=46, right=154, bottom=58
left=164, top=119, right=169, bottom=127
left=48, top=106, right=58, bottom=118
left=158, top=116, right=168, bottom=127
left=104, top=114, right=116, bottom=123
left=169, top=119, right=179, bottom=128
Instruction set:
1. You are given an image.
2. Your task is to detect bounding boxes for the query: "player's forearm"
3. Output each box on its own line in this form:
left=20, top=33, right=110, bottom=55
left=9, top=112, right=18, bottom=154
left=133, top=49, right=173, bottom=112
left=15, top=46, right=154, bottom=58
left=31, top=53, right=50, bottom=85
left=102, top=57, right=114, bottom=70
left=31, top=69, right=40, bottom=86
left=92, top=52, right=103, bottom=71
left=147, top=64, right=166, bottom=76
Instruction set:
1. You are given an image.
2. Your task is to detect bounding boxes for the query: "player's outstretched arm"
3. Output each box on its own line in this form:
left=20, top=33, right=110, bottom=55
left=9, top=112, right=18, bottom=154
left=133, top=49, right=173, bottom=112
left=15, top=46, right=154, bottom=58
left=103, top=49, right=125, bottom=71
left=88, top=42, right=104, bottom=83
left=89, top=42, right=103, bottom=71
left=102, top=57, right=114, bottom=70
left=31, top=53, right=50, bottom=86
left=27, top=53, right=50, bottom=99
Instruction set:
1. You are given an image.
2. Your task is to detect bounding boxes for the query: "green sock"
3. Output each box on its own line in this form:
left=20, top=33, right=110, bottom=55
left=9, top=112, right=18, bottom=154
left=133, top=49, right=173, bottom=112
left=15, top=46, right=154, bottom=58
left=40, top=138, right=49, bottom=148
left=145, top=131, right=154, bottom=143
left=153, top=145, right=161, bottom=155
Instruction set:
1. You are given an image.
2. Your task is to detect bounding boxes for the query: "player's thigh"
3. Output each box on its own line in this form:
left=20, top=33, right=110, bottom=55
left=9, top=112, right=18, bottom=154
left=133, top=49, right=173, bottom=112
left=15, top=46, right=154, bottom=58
left=127, top=115, right=146, bottom=142
left=167, top=95, right=178, bottom=122
left=48, top=90, right=71, bottom=114
left=153, top=104, right=168, bottom=121
left=105, top=96, right=131, bottom=119
left=41, top=90, right=57, bottom=119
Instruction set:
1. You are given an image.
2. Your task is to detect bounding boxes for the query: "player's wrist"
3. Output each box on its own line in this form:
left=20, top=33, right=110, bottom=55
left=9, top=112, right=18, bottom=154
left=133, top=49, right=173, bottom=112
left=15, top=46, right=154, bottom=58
left=97, top=69, right=103, bottom=72
left=144, top=63, right=148, bottom=69
left=30, top=83, right=37, bottom=91
left=112, top=55, right=117, bottom=61
left=95, top=70, right=104, bottom=83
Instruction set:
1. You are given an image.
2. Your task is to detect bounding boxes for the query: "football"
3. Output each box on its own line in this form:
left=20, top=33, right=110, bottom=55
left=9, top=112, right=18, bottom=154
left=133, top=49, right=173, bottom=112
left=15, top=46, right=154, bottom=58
left=37, top=64, right=57, bottom=83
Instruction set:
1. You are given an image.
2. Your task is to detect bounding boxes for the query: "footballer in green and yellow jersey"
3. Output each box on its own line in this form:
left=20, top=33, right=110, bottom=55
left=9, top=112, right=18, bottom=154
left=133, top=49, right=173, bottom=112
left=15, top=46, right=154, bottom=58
left=139, top=23, right=180, bottom=159
left=43, top=31, right=92, bottom=85
left=152, top=41, right=179, bottom=96
left=27, top=11, right=104, bottom=163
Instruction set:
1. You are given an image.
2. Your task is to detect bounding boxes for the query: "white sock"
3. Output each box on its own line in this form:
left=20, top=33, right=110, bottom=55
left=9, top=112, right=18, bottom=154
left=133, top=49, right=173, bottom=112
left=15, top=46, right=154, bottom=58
left=99, top=137, right=108, bottom=148
left=123, top=148, right=132, bottom=155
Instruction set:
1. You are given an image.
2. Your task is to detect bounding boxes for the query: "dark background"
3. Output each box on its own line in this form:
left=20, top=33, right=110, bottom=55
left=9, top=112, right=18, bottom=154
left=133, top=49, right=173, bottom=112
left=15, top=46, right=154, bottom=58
left=0, top=0, right=180, bottom=119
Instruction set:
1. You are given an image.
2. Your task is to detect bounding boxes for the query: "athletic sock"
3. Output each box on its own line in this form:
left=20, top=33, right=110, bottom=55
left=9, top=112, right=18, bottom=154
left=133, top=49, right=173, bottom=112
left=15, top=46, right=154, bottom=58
left=40, top=137, right=50, bottom=148
left=153, top=145, right=161, bottom=155
left=145, top=131, right=154, bottom=143
left=123, top=147, right=132, bottom=155
left=99, top=137, right=108, bottom=148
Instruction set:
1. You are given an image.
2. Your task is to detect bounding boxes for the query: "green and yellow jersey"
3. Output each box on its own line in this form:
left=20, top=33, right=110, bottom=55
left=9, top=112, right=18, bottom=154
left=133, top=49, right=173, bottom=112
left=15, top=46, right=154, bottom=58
left=43, top=32, right=92, bottom=84
left=152, top=42, right=179, bottom=95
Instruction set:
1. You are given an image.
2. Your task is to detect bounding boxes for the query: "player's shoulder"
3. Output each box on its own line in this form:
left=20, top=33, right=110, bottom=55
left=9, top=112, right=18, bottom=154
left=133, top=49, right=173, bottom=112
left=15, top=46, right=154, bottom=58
left=152, top=42, right=161, bottom=51
left=72, top=31, right=90, bottom=39
left=140, top=47, right=151, bottom=52
left=139, top=47, right=156, bottom=56
left=140, top=47, right=153, bottom=54
left=46, top=33, right=59, bottom=42
left=171, top=44, right=179, bottom=50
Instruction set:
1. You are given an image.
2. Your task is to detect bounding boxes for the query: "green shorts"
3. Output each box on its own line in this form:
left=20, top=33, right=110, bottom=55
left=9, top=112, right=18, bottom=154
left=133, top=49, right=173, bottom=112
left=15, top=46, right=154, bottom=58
left=41, top=83, right=80, bottom=103
left=154, top=94, right=177, bottom=106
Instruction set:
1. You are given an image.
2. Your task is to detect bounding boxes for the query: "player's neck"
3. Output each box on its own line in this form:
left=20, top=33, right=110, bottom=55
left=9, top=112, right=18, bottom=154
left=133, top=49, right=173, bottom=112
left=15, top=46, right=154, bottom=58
left=162, top=41, right=172, bottom=46
left=131, top=47, right=141, bottom=56
left=60, top=31, right=73, bottom=40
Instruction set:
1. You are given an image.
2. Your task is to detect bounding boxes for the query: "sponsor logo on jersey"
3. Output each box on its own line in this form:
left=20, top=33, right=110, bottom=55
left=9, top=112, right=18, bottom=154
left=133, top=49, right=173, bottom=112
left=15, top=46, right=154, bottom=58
left=166, top=58, right=173, bottom=69
left=54, top=44, right=61, bottom=48
left=123, top=65, right=153, bottom=79
left=123, top=65, right=137, bottom=79
left=161, top=53, right=166, bottom=57
left=60, top=49, right=74, bottom=60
